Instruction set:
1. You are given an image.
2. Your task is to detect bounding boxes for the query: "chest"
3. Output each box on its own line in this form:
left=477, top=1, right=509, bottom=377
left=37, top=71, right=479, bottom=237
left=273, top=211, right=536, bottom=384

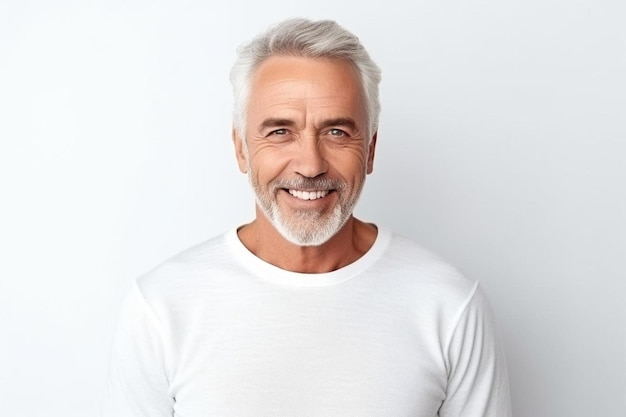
left=164, top=290, right=448, bottom=417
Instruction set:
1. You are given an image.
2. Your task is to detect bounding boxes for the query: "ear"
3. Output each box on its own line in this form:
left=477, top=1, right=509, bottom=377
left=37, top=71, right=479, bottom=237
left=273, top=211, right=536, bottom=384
left=366, top=131, right=377, bottom=175
left=232, top=128, right=248, bottom=173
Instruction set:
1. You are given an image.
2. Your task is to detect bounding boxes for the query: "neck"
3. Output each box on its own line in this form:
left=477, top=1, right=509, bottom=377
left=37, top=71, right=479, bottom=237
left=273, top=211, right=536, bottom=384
left=237, top=208, right=377, bottom=273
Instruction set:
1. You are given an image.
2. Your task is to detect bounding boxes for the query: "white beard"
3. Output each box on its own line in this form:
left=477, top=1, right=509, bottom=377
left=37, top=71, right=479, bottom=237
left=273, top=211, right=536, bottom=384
left=247, top=169, right=365, bottom=247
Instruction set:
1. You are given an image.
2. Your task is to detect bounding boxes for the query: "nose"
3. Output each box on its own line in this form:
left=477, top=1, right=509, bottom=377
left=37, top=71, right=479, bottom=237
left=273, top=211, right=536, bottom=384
left=292, top=137, right=328, bottom=178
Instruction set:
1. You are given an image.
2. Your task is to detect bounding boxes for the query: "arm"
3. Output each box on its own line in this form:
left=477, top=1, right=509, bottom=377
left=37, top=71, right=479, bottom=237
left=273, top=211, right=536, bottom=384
left=102, top=281, right=174, bottom=417
left=439, top=283, right=512, bottom=417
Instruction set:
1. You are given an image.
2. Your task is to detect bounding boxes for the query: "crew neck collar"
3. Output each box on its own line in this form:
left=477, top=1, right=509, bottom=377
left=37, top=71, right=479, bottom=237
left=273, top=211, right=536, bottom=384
left=225, top=225, right=392, bottom=287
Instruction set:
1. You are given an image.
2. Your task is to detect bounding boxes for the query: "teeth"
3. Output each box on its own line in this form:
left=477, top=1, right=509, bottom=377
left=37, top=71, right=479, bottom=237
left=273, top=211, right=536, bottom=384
left=288, top=189, right=330, bottom=200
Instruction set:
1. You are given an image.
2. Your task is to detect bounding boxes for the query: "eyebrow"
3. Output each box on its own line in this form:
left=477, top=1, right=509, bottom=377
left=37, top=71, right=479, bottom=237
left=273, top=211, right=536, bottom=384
left=319, top=118, right=357, bottom=131
left=258, top=118, right=297, bottom=131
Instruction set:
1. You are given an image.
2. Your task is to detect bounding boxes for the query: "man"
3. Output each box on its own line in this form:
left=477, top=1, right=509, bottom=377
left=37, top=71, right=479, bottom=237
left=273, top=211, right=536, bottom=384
left=103, top=18, right=512, bottom=417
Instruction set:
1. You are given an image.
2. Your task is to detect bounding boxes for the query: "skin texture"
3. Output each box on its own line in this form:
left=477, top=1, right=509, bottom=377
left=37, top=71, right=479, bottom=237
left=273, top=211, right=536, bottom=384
left=233, top=55, right=378, bottom=273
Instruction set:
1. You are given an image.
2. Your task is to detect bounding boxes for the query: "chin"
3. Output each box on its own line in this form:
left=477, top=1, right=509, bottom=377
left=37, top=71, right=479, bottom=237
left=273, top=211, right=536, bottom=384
left=269, top=204, right=348, bottom=247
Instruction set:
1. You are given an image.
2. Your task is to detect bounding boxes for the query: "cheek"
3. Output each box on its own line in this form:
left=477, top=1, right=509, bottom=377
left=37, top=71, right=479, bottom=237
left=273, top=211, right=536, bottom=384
left=328, top=149, right=368, bottom=177
left=248, top=151, right=289, bottom=183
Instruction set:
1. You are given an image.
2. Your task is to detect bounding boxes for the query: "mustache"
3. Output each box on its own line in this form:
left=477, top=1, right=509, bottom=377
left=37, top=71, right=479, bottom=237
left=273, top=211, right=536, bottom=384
left=271, top=176, right=346, bottom=191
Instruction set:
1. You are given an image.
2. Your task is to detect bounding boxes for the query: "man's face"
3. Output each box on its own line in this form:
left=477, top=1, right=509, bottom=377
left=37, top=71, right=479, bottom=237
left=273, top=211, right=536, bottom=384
left=234, top=56, right=376, bottom=246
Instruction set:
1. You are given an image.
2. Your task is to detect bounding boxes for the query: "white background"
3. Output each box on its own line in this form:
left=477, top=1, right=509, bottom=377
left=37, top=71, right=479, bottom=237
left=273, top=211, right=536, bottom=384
left=1, top=0, right=624, bottom=416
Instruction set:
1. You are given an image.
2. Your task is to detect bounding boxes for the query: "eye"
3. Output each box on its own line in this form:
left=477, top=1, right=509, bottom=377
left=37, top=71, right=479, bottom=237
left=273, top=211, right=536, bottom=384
left=269, top=129, right=288, bottom=136
left=328, top=128, right=347, bottom=137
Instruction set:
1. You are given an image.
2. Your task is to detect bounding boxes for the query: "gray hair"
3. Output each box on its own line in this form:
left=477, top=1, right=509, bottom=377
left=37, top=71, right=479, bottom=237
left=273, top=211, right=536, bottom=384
left=230, top=18, right=381, bottom=141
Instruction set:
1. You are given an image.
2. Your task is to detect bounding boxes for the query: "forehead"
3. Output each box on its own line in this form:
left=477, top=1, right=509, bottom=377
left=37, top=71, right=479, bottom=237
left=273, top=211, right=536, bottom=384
left=247, top=55, right=366, bottom=123
left=251, top=55, right=361, bottom=87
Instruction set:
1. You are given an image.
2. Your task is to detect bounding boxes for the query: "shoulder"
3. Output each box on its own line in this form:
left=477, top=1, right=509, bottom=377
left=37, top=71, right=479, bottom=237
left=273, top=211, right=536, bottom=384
left=134, top=231, right=235, bottom=302
left=374, top=229, right=478, bottom=305
left=383, top=231, right=473, bottom=285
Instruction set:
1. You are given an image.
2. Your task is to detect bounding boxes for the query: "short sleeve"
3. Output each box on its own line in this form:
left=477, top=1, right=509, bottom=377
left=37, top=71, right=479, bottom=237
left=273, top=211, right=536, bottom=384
left=102, top=281, right=174, bottom=417
left=439, top=283, right=512, bottom=417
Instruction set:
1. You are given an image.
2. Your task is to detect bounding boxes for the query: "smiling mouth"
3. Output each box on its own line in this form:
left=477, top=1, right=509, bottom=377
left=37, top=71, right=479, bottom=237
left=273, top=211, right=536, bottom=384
left=287, top=189, right=331, bottom=201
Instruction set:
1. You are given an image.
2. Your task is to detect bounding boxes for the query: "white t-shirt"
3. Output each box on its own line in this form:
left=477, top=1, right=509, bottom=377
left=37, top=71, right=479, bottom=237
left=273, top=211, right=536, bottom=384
left=103, top=227, right=511, bottom=416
